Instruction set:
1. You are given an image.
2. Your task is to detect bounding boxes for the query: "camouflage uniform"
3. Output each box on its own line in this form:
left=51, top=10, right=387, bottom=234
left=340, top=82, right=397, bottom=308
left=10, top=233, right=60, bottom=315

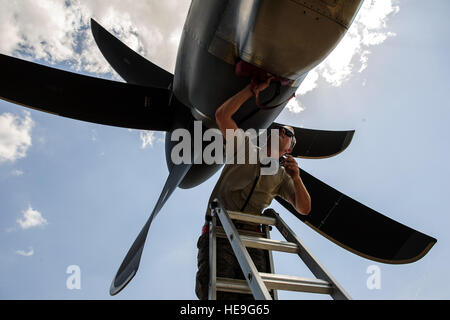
left=195, top=130, right=296, bottom=300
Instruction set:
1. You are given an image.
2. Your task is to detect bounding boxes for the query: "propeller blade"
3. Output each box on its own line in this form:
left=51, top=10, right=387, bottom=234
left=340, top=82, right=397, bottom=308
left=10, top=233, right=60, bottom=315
left=110, top=163, right=192, bottom=295
left=0, top=54, right=173, bottom=131
left=91, top=18, right=173, bottom=88
left=273, top=122, right=355, bottom=159
left=276, top=168, right=436, bottom=264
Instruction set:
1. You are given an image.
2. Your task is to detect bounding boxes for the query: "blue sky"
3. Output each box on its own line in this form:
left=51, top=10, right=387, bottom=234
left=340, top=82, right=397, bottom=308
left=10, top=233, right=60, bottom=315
left=0, top=0, right=449, bottom=299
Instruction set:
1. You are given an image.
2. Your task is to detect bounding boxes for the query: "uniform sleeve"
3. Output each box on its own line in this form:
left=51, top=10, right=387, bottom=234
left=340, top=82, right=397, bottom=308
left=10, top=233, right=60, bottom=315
left=277, top=169, right=296, bottom=202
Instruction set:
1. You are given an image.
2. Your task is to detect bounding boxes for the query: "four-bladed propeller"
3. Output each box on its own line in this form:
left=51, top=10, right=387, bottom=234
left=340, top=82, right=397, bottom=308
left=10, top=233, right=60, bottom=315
left=0, top=18, right=436, bottom=296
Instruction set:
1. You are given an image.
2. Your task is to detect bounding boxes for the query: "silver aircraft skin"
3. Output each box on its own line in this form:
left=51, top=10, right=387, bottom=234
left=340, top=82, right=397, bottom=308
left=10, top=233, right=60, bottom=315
left=116, top=0, right=365, bottom=294
left=175, top=0, right=363, bottom=132
left=170, top=0, right=363, bottom=187
left=0, top=0, right=436, bottom=297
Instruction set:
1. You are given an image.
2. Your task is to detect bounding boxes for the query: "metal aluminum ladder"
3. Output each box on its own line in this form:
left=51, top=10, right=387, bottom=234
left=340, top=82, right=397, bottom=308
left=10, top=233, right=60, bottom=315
left=208, top=199, right=351, bottom=300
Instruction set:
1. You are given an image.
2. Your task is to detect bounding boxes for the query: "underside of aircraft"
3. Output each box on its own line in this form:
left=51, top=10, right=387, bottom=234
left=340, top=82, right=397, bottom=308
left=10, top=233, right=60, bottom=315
left=0, top=0, right=436, bottom=296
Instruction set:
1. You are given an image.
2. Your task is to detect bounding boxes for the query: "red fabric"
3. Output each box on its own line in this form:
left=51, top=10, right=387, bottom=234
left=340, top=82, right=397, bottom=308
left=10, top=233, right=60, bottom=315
left=235, top=59, right=295, bottom=110
left=235, top=60, right=290, bottom=86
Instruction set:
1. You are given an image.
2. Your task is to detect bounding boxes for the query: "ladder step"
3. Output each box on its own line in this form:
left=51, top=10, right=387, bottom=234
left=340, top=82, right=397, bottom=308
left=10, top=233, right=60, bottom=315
left=216, top=277, right=253, bottom=295
left=209, top=202, right=351, bottom=300
left=259, top=273, right=332, bottom=294
left=216, top=229, right=299, bottom=253
left=216, top=274, right=332, bottom=295
left=241, top=236, right=299, bottom=253
left=227, top=211, right=277, bottom=226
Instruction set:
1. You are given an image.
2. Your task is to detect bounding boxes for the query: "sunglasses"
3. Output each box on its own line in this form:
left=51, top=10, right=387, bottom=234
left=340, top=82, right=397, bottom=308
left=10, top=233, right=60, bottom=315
left=279, top=127, right=294, bottom=138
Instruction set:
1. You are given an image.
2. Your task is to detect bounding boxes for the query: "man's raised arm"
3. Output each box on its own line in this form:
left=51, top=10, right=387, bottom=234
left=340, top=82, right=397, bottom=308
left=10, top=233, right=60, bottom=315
left=215, top=78, right=273, bottom=140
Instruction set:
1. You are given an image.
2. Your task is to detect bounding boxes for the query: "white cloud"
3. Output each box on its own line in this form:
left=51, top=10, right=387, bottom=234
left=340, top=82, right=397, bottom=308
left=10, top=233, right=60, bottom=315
left=15, top=247, right=34, bottom=257
left=0, top=0, right=191, bottom=75
left=323, top=1, right=399, bottom=85
left=11, top=169, right=24, bottom=176
left=0, top=1, right=191, bottom=150
left=286, top=97, right=305, bottom=114
left=0, top=0, right=398, bottom=116
left=17, top=206, right=48, bottom=230
left=140, top=131, right=156, bottom=149
left=292, top=0, right=400, bottom=113
left=297, top=70, right=319, bottom=96
left=139, top=131, right=166, bottom=148
left=0, top=112, right=34, bottom=163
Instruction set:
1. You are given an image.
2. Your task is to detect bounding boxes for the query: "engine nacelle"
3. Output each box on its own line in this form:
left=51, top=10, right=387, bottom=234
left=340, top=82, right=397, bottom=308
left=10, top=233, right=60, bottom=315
left=208, top=0, right=364, bottom=80
left=173, top=0, right=363, bottom=133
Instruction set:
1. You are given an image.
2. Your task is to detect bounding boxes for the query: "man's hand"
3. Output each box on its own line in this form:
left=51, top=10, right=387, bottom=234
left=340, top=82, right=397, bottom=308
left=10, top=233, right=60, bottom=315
left=282, top=155, right=300, bottom=179
left=284, top=155, right=311, bottom=215
left=250, top=76, right=275, bottom=96
left=216, top=77, right=274, bottom=139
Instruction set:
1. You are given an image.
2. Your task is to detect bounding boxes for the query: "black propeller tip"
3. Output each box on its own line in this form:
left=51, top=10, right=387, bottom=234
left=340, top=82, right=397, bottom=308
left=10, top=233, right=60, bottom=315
left=109, top=270, right=137, bottom=296
left=342, top=130, right=355, bottom=151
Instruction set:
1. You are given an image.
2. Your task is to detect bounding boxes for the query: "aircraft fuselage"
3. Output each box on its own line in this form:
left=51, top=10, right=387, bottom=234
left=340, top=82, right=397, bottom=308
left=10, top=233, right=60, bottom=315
left=169, top=0, right=363, bottom=188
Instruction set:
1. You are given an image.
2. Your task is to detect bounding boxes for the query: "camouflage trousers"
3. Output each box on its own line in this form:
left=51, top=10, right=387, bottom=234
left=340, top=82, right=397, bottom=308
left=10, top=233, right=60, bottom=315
left=195, top=229, right=270, bottom=300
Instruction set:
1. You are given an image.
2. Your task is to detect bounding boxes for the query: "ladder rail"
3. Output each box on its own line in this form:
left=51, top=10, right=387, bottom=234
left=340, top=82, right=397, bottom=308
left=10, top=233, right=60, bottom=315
left=265, top=209, right=351, bottom=300
left=208, top=199, right=351, bottom=300
left=211, top=202, right=273, bottom=300
left=208, top=212, right=217, bottom=300
left=263, top=224, right=279, bottom=300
